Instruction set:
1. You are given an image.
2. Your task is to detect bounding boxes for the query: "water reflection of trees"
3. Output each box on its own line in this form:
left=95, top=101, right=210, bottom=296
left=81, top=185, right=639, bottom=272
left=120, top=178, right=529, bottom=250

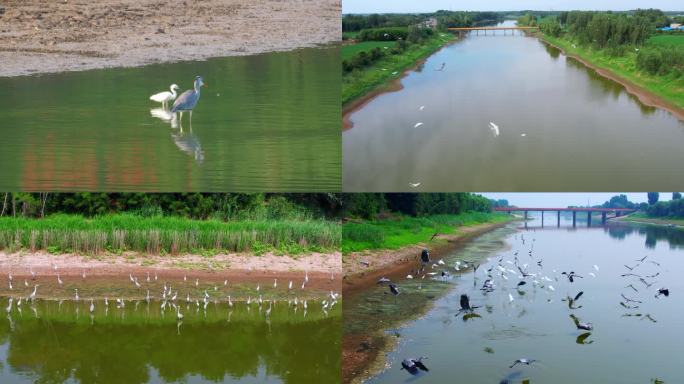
left=605, top=224, right=684, bottom=250
left=0, top=314, right=340, bottom=384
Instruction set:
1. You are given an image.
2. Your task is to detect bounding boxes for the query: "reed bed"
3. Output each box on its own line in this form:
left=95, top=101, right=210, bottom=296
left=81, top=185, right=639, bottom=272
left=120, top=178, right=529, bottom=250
left=0, top=214, right=340, bottom=255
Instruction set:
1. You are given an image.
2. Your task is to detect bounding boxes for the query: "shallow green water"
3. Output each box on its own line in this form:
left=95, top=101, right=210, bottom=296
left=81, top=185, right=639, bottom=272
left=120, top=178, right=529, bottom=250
left=0, top=298, right=340, bottom=383
left=0, top=47, right=340, bottom=191
left=352, top=217, right=684, bottom=383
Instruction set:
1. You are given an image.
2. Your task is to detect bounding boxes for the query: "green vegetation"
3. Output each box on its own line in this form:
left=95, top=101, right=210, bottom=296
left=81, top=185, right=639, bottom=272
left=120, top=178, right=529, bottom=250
left=342, top=41, right=397, bottom=60
left=0, top=214, right=339, bottom=256
left=529, top=9, right=684, bottom=109
left=342, top=11, right=504, bottom=107
left=620, top=212, right=684, bottom=227
left=342, top=33, right=452, bottom=105
left=0, top=193, right=341, bottom=256
left=340, top=193, right=511, bottom=253
left=342, top=212, right=510, bottom=253
left=648, top=34, right=684, bottom=48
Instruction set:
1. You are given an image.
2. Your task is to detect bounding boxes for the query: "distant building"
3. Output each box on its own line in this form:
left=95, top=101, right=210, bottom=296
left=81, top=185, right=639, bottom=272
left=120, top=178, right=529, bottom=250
left=671, top=23, right=682, bottom=28
left=422, top=17, right=438, bottom=29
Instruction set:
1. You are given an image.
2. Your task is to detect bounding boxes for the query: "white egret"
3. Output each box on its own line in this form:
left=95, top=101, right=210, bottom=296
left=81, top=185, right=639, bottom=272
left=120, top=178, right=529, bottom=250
left=89, top=299, right=95, bottom=313
left=150, top=84, right=180, bottom=109
left=29, top=285, right=38, bottom=300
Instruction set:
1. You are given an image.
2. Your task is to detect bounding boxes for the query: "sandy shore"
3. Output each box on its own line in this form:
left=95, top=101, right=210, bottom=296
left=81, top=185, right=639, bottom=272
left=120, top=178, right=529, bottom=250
left=0, top=0, right=340, bottom=77
left=0, top=250, right=340, bottom=294
left=341, top=220, right=513, bottom=384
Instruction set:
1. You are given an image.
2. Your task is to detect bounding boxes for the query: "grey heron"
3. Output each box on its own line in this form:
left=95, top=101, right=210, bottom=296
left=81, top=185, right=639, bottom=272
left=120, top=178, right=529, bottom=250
left=171, top=76, right=206, bottom=126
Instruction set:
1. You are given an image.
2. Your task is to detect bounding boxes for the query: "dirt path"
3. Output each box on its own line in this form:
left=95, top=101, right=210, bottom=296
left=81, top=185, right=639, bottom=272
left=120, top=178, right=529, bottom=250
left=0, top=0, right=340, bottom=77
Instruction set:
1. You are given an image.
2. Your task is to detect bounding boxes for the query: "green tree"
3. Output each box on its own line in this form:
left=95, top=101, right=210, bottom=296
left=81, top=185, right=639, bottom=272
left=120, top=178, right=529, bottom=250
left=647, top=192, right=660, bottom=205
left=673, top=192, right=682, bottom=200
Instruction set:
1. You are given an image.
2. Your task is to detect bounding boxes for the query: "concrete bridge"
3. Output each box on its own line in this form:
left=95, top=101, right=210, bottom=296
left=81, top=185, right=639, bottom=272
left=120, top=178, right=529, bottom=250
left=494, top=207, right=637, bottom=227
left=448, top=26, right=539, bottom=36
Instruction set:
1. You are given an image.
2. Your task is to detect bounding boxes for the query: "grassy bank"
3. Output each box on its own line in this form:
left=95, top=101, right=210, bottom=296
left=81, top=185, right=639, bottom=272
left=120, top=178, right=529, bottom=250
left=342, top=33, right=455, bottom=107
left=0, top=214, right=340, bottom=256
left=342, top=212, right=511, bottom=254
left=618, top=212, right=684, bottom=227
left=540, top=33, right=684, bottom=109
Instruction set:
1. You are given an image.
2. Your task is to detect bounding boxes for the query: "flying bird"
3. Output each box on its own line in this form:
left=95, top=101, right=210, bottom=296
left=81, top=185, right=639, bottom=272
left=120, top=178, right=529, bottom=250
left=400, top=357, right=429, bottom=375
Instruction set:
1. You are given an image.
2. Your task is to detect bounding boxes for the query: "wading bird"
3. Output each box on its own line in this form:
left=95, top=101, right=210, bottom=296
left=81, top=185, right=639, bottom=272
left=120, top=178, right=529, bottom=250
left=400, top=357, right=429, bottom=375
left=29, top=285, right=38, bottom=301
left=388, top=283, right=400, bottom=303
left=421, top=249, right=430, bottom=264
left=171, top=76, right=206, bottom=125
left=150, top=84, right=180, bottom=109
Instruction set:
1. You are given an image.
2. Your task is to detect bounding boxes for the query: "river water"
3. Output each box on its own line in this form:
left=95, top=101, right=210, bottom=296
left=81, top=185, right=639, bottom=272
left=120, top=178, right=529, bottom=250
left=0, top=47, right=340, bottom=191
left=352, top=216, right=684, bottom=383
left=0, top=297, right=340, bottom=383
left=343, top=22, right=684, bottom=191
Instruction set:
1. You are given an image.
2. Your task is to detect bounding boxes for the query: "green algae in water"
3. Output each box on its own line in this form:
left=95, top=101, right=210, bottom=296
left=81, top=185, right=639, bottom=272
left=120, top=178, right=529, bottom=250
left=0, top=297, right=341, bottom=383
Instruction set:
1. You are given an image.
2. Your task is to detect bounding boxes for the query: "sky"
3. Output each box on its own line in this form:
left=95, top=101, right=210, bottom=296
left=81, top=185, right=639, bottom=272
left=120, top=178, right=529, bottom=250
left=343, top=0, right=682, bottom=14
left=479, top=193, right=673, bottom=208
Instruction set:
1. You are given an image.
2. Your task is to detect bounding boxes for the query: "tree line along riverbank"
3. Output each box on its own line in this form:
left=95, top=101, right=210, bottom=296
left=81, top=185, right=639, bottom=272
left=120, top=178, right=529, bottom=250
left=0, top=193, right=341, bottom=257
left=520, top=9, right=684, bottom=112
left=341, top=11, right=505, bottom=109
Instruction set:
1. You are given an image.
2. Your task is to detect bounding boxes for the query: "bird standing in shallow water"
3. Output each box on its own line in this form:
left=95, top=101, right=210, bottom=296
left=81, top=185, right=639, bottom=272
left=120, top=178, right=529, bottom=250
left=150, top=84, right=180, bottom=109
left=171, top=76, right=206, bottom=127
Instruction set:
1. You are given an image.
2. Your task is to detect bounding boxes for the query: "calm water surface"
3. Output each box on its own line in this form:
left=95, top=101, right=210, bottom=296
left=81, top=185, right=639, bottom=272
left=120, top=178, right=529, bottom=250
left=343, top=22, right=684, bottom=191
left=0, top=298, right=340, bottom=383
left=0, top=47, right=340, bottom=191
left=352, top=217, right=684, bottom=383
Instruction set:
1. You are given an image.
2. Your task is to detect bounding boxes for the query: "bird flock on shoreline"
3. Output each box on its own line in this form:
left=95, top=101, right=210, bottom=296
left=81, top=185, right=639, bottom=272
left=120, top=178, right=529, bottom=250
left=2, top=266, right=340, bottom=323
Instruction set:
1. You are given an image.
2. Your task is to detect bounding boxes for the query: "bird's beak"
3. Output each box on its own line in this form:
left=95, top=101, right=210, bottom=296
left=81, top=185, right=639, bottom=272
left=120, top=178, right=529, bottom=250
left=203, top=83, right=207, bottom=88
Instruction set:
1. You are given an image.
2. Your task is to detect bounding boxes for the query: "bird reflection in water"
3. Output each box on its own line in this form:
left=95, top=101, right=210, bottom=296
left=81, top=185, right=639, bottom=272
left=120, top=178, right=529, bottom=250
left=149, top=108, right=205, bottom=164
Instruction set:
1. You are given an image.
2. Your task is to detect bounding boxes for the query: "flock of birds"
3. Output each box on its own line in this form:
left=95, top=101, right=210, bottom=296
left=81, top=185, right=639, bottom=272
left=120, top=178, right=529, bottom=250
left=376, top=233, right=671, bottom=379
left=407, top=63, right=527, bottom=189
left=2, top=266, right=340, bottom=323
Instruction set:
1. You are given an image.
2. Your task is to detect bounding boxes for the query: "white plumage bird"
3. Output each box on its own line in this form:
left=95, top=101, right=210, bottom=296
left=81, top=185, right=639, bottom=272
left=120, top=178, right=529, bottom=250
left=150, top=84, right=180, bottom=109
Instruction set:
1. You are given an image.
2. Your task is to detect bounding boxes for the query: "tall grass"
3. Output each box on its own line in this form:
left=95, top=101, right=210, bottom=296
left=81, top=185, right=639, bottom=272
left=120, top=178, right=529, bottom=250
left=0, top=214, right=340, bottom=255
left=342, top=212, right=510, bottom=253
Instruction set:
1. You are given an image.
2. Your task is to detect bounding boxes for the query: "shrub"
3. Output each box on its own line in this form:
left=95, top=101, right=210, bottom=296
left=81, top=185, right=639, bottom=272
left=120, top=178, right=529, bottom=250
left=358, top=27, right=409, bottom=41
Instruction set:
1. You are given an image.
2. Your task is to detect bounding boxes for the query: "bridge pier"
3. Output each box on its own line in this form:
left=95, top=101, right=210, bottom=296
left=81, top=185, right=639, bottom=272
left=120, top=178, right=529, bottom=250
left=541, top=211, right=544, bottom=227
left=587, top=211, right=592, bottom=227
left=557, top=211, right=561, bottom=227
left=602, top=212, right=607, bottom=224
left=572, top=211, right=576, bottom=227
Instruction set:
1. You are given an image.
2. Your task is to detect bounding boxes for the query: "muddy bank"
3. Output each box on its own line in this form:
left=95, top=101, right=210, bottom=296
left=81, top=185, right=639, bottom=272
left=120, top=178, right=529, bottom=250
left=342, top=220, right=514, bottom=384
left=0, top=250, right=340, bottom=299
left=342, top=220, right=512, bottom=297
left=0, top=0, right=340, bottom=77
left=539, top=36, right=684, bottom=122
